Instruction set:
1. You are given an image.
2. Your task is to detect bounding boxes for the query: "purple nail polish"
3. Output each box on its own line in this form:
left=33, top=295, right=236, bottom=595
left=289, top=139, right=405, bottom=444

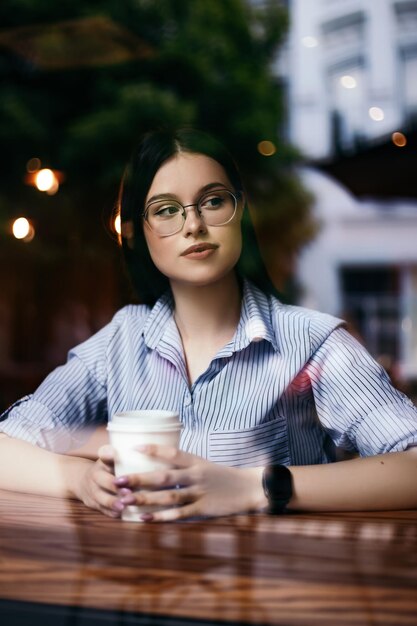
left=120, top=495, right=136, bottom=505
left=140, top=513, right=154, bottom=522
left=113, top=501, right=125, bottom=512
left=114, top=476, right=129, bottom=486
left=118, top=488, right=132, bottom=496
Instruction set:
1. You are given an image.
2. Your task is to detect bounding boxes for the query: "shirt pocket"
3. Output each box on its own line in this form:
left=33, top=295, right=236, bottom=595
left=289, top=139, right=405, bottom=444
left=208, top=416, right=289, bottom=468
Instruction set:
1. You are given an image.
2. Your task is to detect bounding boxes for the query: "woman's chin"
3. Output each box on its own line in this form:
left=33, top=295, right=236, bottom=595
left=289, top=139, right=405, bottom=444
left=168, top=268, right=237, bottom=290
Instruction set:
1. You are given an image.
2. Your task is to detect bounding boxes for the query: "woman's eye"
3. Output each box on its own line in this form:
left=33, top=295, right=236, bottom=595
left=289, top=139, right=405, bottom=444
left=201, top=195, right=224, bottom=210
left=153, top=204, right=181, bottom=218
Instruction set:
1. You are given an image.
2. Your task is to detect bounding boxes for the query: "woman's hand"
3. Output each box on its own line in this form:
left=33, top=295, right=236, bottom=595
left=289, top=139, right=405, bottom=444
left=113, top=445, right=268, bottom=522
left=75, top=445, right=132, bottom=518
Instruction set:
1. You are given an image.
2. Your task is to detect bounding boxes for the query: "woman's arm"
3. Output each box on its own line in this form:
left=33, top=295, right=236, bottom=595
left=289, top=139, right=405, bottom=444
left=2, top=433, right=416, bottom=520
left=110, top=445, right=417, bottom=521
left=288, top=447, right=417, bottom=512
left=0, top=434, right=125, bottom=517
left=0, top=433, right=91, bottom=498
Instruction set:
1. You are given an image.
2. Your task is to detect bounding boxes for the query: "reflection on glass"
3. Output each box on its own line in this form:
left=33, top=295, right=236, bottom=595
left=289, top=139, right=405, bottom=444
left=368, top=106, right=384, bottom=121
left=392, top=131, right=407, bottom=147
left=340, top=75, right=357, bottom=89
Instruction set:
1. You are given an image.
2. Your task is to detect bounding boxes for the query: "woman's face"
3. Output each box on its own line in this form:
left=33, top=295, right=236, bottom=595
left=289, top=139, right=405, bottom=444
left=143, top=152, right=243, bottom=289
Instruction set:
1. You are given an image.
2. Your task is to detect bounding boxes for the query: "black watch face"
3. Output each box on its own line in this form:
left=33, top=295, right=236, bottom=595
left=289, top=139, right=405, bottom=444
left=265, top=465, right=293, bottom=511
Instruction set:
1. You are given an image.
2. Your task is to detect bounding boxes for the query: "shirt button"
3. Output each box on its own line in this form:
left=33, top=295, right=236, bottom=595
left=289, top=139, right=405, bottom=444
left=184, top=393, right=192, bottom=407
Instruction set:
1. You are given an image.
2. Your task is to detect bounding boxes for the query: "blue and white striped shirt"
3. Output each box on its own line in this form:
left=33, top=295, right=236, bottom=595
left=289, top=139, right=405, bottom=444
left=1, top=280, right=417, bottom=466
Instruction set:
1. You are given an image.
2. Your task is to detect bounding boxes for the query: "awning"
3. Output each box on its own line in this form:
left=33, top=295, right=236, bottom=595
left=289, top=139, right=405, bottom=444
left=312, top=126, right=417, bottom=200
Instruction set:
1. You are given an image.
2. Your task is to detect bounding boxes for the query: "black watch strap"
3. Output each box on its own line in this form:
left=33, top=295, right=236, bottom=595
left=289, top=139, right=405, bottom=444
left=262, top=464, right=293, bottom=514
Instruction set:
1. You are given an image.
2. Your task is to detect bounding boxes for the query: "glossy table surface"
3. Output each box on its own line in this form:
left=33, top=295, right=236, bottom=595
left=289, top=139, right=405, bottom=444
left=0, top=490, right=416, bottom=625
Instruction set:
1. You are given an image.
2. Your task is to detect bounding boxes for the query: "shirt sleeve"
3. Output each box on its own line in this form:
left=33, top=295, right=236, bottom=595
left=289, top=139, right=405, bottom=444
left=0, top=309, right=126, bottom=452
left=306, top=326, right=417, bottom=456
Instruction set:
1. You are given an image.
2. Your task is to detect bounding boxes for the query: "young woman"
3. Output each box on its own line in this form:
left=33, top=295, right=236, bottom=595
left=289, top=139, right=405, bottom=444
left=0, top=128, right=416, bottom=520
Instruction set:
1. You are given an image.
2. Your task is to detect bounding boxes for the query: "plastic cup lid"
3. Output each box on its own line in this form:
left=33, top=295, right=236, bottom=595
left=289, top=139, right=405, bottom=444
left=107, top=410, right=182, bottom=432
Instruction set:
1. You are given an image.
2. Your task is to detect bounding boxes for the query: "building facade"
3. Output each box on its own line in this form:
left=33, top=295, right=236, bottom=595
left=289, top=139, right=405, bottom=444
left=286, top=0, right=417, bottom=158
left=297, top=168, right=417, bottom=380
left=278, top=0, right=417, bottom=381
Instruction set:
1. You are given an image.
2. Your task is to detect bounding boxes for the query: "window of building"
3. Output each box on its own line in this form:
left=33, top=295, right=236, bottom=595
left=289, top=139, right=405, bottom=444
left=328, top=61, right=367, bottom=153
left=394, top=0, right=417, bottom=32
left=340, top=266, right=401, bottom=363
left=321, top=11, right=366, bottom=48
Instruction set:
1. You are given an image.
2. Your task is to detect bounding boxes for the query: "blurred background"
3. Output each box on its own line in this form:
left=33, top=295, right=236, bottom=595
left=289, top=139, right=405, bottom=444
left=0, top=0, right=416, bottom=411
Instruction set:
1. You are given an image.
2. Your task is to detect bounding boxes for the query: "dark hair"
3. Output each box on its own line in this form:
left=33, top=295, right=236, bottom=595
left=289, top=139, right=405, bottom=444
left=118, top=127, right=279, bottom=305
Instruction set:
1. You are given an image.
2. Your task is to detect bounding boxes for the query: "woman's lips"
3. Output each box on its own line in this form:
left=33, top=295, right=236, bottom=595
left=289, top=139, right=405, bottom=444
left=180, top=243, right=219, bottom=258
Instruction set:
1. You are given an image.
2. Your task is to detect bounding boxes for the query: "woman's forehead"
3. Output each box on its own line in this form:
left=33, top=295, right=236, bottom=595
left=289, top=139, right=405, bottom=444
left=146, top=153, right=231, bottom=199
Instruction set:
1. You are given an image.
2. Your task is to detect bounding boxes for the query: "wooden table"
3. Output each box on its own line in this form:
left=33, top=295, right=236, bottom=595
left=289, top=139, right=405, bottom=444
left=0, top=490, right=416, bottom=626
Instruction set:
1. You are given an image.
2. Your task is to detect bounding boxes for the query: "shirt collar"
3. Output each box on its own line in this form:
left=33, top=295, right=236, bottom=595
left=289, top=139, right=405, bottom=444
left=142, top=279, right=279, bottom=354
left=231, top=279, right=279, bottom=353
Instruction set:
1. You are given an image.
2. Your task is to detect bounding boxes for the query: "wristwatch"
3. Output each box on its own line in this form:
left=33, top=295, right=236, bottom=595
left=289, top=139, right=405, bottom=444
left=262, top=464, right=293, bottom=514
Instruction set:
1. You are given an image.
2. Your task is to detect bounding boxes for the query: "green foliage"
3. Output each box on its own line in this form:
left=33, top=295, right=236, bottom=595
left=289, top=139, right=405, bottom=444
left=0, top=0, right=315, bottom=293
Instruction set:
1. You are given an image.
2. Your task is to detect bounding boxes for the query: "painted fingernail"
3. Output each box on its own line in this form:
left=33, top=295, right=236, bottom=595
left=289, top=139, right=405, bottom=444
left=120, top=495, right=136, bottom=505
left=114, top=476, right=129, bottom=486
left=113, top=501, right=125, bottom=512
left=140, top=513, right=154, bottom=522
left=118, top=488, right=132, bottom=496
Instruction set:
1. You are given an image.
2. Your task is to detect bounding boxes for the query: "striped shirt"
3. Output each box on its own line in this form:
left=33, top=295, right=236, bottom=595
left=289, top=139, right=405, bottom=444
left=1, top=280, right=417, bottom=466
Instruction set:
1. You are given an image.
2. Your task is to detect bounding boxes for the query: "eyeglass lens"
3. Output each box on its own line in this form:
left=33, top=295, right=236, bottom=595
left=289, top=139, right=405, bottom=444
left=146, top=189, right=237, bottom=236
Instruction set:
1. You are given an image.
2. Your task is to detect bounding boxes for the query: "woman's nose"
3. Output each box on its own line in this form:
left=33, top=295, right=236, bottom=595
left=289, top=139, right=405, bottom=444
left=182, top=205, right=207, bottom=236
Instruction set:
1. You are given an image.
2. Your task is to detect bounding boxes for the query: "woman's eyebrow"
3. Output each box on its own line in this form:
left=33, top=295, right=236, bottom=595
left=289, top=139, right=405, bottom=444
left=146, top=192, right=180, bottom=205
left=146, top=182, right=229, bottom=206
left=200, top=182, right=229, bottom=193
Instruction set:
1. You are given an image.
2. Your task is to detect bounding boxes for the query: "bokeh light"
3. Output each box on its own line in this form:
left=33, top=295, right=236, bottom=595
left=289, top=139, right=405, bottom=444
left=392, top=131, right=407, bottom=147
left=12, top=217, right=30, bottom=239
left=24, top=167, right=62, bottom=194
left=110, top=212, right=122, bottom=245
left=340, top=75, right=357, bottom=89
left=26, top=157, right=41, bottom=173
left=12, top=217, right=34, bottom=242
left=35, top=168, right=59, bottom=193
left=301, top=36, right=318, bottom=48
left=257, top=140, right=277, bottom=156
left=368, top=106, right=384, bottom=121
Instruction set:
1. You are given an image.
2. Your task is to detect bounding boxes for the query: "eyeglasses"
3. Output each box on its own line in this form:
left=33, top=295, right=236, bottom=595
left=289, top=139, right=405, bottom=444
left=143, top=188, right=239, bottom=237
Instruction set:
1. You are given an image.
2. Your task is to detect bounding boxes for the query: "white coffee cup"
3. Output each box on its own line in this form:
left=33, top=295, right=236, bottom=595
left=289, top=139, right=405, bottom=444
left=107, top=410, right=182, bottom=522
